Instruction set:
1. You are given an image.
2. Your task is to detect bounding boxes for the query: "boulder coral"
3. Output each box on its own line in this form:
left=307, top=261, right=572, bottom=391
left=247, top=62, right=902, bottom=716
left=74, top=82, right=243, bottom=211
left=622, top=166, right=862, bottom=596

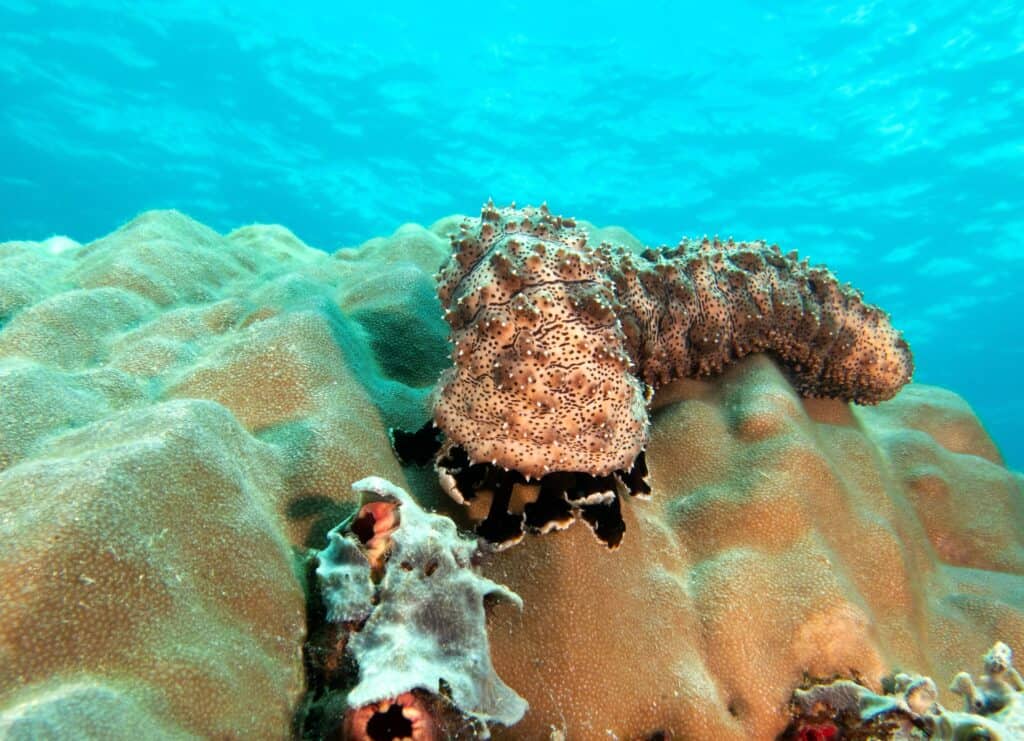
left=0, top=211, right=428, bottom=738
left=480, top=355, right=1024, bottom=738
left=0, top=209, right=1020, bottom=740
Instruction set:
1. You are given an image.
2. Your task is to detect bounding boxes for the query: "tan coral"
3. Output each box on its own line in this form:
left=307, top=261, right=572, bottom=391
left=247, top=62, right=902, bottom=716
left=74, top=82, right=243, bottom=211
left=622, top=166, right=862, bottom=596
left=0, top=209, right=1019, bottom=741
left=480, top=355, right=1023, bottom=739
left=0, top=211, right=418, bottom=737
left=0, top=400, right=307, bottom=738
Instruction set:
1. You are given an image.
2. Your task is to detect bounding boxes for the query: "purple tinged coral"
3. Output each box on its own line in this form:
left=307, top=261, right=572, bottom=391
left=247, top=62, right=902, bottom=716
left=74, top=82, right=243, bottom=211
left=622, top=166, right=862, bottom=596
left=315, top=476, right=527, bottom=736
left=789, top=642, right=1024, bottom=739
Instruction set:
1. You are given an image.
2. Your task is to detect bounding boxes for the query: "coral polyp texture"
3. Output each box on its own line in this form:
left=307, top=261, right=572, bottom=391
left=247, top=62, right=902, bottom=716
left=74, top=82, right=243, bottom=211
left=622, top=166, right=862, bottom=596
left=427, top=202, right=913, bottom=546
left=0, top=210, right=1020, bottom=740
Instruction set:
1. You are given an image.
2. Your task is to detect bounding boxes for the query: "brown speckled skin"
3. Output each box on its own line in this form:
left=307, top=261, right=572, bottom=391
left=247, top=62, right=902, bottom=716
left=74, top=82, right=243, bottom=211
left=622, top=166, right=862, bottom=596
left=434, top=202, right=913, bottom=480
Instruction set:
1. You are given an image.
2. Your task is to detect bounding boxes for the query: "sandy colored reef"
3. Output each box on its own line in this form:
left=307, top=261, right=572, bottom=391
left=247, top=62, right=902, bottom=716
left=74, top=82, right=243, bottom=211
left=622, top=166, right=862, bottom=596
left=0, top=211, right=1021, bottom=739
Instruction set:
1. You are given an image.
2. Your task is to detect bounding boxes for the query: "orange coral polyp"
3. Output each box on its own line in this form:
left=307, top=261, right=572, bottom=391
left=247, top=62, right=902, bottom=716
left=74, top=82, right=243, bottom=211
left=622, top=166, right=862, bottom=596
left=351, top=500, right=400, bottom=574
left=343, top=692, right=438, bottom=741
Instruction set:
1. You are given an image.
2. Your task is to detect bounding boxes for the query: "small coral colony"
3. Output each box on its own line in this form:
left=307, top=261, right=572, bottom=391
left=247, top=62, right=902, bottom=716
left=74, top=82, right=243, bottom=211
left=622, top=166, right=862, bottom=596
left=304, top=203, right=1015, bottom=739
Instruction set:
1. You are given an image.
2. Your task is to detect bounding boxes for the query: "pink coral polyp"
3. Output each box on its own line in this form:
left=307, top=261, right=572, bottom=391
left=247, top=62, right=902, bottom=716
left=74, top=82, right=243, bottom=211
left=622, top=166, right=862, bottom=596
left=343, top=692, right=438, bottom=741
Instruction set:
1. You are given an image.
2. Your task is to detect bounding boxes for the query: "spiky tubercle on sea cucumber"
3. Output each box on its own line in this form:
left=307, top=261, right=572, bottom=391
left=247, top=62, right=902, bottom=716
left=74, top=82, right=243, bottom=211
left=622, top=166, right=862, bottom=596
left=420, top=201, right=913, bottom=546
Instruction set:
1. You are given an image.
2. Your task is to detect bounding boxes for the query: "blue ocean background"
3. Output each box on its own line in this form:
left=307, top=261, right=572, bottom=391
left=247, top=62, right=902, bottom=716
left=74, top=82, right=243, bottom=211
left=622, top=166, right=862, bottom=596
left=1, top=0, right=1020, bottom=470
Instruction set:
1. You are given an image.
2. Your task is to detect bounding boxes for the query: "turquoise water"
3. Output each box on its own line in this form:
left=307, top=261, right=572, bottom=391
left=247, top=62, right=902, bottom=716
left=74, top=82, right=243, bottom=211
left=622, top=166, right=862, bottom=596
left=1, top=1, right=1021, bottom=469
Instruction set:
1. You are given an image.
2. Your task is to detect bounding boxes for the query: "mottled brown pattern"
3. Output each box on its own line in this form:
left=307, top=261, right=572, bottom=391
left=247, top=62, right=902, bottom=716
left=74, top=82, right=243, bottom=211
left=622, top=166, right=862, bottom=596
left=433, top=202, right=913, bottom=479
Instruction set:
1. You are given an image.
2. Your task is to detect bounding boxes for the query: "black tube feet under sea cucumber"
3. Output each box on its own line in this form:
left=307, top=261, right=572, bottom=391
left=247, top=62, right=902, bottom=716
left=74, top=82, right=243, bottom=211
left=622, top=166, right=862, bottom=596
left=396, top=201, right=914, bottom=548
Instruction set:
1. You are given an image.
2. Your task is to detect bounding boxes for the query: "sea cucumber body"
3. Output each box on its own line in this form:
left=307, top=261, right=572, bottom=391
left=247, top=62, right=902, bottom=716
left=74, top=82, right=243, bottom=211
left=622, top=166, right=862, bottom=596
left=612, top=239, right=913, bottom=404
left=434, top=203, right=913, bottom=480
left=434, top=207, right=647, bottom=479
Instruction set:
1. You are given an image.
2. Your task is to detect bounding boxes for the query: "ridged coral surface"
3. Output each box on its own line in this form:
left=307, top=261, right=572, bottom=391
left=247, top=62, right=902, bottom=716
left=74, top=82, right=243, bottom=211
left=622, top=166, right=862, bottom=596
left=0, top=211, right=1020, bottom=740
left=0, top=211, right=427, bottom=738
left=434, top=202, right=912, bottom=480
left=483, top=356, right=1024, bottom=738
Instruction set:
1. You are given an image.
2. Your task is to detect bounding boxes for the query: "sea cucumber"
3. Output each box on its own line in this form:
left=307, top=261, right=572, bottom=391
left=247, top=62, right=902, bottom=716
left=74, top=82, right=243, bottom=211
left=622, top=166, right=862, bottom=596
left=398, top=201, right=913, bottom=547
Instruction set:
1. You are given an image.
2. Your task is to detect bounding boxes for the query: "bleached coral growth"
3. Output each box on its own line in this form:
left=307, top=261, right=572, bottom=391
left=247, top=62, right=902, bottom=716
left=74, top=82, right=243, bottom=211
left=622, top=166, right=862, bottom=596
left=789, top=642, right=1024, bottom=739
left=315, top=476, right=527, bottom=738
